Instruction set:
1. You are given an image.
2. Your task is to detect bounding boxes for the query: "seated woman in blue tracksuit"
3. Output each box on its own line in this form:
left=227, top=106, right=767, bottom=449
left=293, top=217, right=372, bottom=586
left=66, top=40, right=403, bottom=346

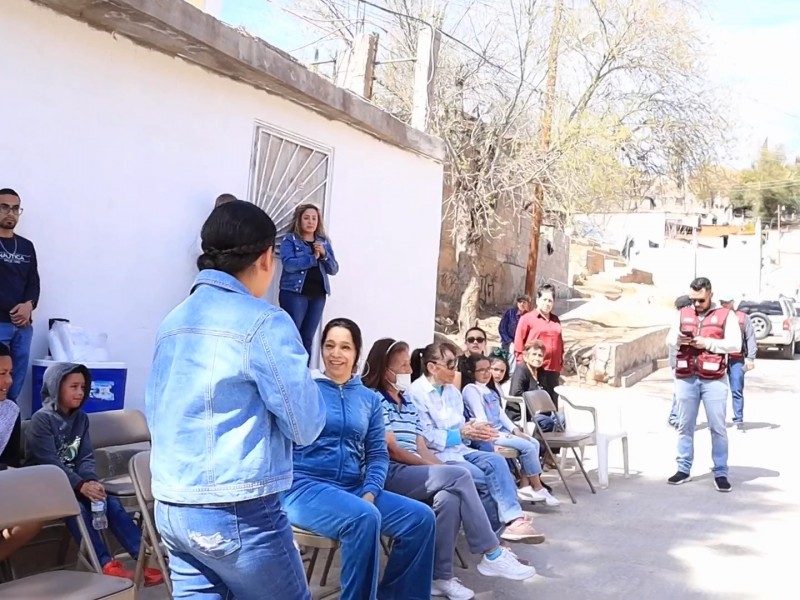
left=282, top=318, right=435, bottom=600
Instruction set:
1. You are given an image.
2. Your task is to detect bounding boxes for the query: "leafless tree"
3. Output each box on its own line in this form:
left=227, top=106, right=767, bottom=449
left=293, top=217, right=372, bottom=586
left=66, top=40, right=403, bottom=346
left=285, top=0, right=730, bottom=330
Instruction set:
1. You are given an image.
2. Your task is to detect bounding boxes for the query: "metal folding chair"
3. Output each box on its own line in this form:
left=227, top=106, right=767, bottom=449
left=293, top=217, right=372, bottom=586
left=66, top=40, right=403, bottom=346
left=0, top=465, right=135, bottom=599
left=128, top=451, right=172, bottom=595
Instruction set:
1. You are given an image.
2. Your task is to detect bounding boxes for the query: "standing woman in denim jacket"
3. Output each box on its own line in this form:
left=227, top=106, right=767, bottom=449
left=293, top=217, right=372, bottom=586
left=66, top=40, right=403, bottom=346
left=145, top=200, right=327, bottom=600
left=279, top=204, right=339, bottom=356
left=282, top=318, right=435, bottom=600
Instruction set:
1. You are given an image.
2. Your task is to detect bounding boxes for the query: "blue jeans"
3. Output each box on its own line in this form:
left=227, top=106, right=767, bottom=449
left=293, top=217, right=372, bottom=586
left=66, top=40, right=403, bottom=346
left=282, top=478, right=435, bottom=600
left=728, top=360, right=745, bottom=423
left=66, top=496, right=142, bottom=567
left=0, top=323, right=33, bottom=402
left=279, top=291, right=326, bottom=357
left=495, top=435, right=542, bottom=476
left=675, top=376, right=729, bottom=477
left=668, top=369, right=679, bottom=424
left=155, top=495, right=309, bottom=600
left=457, top=451, right=524, bottom=525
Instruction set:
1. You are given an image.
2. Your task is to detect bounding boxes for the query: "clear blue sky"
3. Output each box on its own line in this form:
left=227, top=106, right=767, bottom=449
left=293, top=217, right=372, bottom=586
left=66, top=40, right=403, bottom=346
left=705, top=0, right=800, bottom=165
left=216, top=0, right=800, bottom=167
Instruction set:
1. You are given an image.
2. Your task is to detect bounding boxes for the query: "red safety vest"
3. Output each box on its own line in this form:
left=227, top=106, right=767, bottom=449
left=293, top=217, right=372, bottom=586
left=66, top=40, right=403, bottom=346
left=675, top=306, right=731, bottom=380
left=728, top=311, right=747, bottom=361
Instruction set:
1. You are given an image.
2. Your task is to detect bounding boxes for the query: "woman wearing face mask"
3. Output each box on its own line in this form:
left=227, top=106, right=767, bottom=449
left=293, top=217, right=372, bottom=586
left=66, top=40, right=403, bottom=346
left=513, top=283, right=563, bottom=409
left=462, top=354, right=560, bottom=507
left=407, top=342, right=544, bottom=545
left=279, top=204, right=339, bottom=357
left=363, top=339, right=536, bottom=599
left=282, top=319, right=435, bottom=600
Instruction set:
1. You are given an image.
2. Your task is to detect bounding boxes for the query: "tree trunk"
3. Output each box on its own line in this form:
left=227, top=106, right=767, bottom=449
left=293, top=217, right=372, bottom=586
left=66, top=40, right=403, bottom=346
left=455, top=225, right=481, bottom=334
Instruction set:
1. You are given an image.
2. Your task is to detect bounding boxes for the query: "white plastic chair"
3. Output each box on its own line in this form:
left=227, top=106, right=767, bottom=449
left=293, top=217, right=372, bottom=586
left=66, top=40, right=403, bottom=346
left=555, top=385, right=629, bottom=488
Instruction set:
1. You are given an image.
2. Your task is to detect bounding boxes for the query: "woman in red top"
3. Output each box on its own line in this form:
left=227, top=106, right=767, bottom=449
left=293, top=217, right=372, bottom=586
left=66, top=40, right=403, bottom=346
left=513, top=284, right=563, bottom=409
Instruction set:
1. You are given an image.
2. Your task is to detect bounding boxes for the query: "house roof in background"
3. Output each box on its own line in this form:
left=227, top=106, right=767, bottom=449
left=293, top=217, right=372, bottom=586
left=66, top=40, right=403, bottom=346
left=31, top=0, right=446, bottom=162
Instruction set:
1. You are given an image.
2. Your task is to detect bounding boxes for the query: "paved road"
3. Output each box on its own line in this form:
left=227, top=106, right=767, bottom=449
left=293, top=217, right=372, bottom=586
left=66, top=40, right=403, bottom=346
left=447, top=358, right=799, bottom=600
left=142, top=358, right=799, bottom=600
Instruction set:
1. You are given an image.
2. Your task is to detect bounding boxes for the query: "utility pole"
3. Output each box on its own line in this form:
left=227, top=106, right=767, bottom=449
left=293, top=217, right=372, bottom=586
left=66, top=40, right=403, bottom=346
left=525, top=0, right=563, bottom=297
left=411, top=24, right=441, bottom=131
left=335, top=32, right=379, bottom=99
left=777, top=204, right=782, bottom=266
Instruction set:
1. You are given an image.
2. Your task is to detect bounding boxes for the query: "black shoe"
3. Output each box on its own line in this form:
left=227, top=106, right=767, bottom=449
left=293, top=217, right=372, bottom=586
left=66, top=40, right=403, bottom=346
left=667, top=471, right=691, bottom=485
left=714, top=477, right=732, bottom=492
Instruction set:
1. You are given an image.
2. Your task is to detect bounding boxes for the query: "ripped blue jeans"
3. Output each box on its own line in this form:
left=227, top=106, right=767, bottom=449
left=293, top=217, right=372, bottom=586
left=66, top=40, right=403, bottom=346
left=155, top=495, right=309, bottom=600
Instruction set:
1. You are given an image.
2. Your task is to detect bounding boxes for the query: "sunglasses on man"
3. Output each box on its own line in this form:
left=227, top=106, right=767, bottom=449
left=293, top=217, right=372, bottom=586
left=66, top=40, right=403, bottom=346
left=466, top=336, right=485, bottom=344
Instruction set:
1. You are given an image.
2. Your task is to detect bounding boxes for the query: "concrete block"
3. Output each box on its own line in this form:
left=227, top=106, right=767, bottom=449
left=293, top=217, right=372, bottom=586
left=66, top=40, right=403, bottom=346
left=621, top=360, right=657, bottom=387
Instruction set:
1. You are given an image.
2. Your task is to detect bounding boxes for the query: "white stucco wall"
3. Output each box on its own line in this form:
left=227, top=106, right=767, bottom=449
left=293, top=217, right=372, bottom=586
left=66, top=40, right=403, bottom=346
left=1, top=0, right=443, bottom=415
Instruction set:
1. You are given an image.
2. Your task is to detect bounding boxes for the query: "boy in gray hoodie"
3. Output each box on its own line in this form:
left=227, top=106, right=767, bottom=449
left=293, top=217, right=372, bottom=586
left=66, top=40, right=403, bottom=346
left=25, top=362, right=163, bottom=585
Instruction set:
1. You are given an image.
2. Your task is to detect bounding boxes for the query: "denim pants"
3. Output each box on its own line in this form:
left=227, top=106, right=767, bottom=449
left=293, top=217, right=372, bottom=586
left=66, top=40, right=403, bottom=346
left=66, top=496, right=142, bottom=567
left=384, top=463, right=498, bottom=580
left=728, top=360, right=745, bottom=423
left=0, top=323, right=33, bottom=402
left=155, top=495, right=309, bottom=600
left=668, top=369, right=679, bottom=424
left=675, top=375, right=729, bottom=477
left=495, top=435, right=542, bottom=476
left=455, top=451, right=524, bottom=525
left=282, top=478, right=435, bottom=600
left=278, top=290, right=326, bottom=357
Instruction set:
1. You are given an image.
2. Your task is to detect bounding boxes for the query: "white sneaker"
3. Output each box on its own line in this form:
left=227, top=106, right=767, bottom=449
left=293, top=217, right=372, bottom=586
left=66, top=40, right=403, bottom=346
left=517, top=485, right=547, bottom=502
left=430, top=577, right=475, bottom=599
left=478, top=548, right=536, bottom=581
left=539, top=488, right=560, bottom=507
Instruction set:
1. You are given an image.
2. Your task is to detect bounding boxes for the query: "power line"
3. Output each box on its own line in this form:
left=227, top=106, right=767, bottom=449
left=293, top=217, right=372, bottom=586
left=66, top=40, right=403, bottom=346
left=357, top=0, right=527, bottom=84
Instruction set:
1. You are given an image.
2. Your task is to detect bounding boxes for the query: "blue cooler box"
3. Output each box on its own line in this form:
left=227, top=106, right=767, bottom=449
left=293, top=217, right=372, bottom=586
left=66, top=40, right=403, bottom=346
left=31, top=359, right=127, bottom=414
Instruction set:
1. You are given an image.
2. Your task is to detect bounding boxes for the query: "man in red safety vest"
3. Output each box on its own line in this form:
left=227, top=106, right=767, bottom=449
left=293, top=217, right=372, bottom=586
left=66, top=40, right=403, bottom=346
left=718, top=292, right=757, bottom=431
left=666, top=277, right=742, bottom=493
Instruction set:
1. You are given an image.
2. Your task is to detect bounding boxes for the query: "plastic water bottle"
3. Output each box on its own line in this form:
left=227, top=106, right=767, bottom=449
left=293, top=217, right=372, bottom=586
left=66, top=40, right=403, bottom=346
left=91, top=500, right=108, bottom=530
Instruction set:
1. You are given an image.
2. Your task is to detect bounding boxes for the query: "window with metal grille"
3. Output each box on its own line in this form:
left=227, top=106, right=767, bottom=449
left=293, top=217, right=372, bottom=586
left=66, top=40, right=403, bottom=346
left=247, top=122, right=333, bottom=253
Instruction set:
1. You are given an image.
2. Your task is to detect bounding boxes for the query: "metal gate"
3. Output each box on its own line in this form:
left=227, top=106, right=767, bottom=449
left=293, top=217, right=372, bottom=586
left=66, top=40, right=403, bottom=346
left=247, top=122, right=334, bottom=364
left=247, top=122, right=333, bottom=251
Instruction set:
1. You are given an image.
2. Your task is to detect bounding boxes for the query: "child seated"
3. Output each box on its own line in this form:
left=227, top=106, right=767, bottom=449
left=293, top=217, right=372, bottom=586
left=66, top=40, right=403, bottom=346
left=25, top=362, right=162, bottom=585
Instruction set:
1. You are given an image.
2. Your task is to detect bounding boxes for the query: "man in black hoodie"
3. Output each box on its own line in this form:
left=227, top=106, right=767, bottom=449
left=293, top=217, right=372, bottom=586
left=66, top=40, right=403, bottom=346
left=25, top=363, right=163, bottom=585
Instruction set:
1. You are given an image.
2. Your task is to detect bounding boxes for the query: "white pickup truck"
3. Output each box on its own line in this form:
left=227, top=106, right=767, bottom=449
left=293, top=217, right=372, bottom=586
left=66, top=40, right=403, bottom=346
left=736, top=297, right=800, bottom=360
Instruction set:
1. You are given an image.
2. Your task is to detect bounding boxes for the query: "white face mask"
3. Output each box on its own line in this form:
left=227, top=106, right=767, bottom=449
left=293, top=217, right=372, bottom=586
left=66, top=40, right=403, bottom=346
left=391, top=372, right=412, bottom=392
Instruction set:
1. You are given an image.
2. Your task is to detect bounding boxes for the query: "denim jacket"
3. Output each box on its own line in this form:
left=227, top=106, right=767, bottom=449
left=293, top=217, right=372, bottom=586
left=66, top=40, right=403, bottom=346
left=291, top=372, right=389, bottom=498
left=279, top=233, right=339, bottom=295
left=145, top=270, right=326, bottom=504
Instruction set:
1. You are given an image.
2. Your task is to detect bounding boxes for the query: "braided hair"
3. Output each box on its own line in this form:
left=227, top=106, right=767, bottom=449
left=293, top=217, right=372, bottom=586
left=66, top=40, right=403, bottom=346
left=197, top=200, right=277, bottom=275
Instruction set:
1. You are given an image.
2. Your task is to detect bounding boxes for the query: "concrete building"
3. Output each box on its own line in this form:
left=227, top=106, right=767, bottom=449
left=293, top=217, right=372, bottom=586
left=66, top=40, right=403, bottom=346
left=1, top=0, right=445, bottom=415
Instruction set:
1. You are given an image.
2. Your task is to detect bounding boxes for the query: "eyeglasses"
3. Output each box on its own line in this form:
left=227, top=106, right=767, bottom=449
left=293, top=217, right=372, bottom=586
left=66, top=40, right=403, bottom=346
left=432, top=360, right=458, bottom=371
left=473, top=367, right=491, bottom=374
left=691, top=298, right=707, bottom=305
left=0, top=204, right=22, bottom=216
left=466, top=336, right=486, bottom=344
